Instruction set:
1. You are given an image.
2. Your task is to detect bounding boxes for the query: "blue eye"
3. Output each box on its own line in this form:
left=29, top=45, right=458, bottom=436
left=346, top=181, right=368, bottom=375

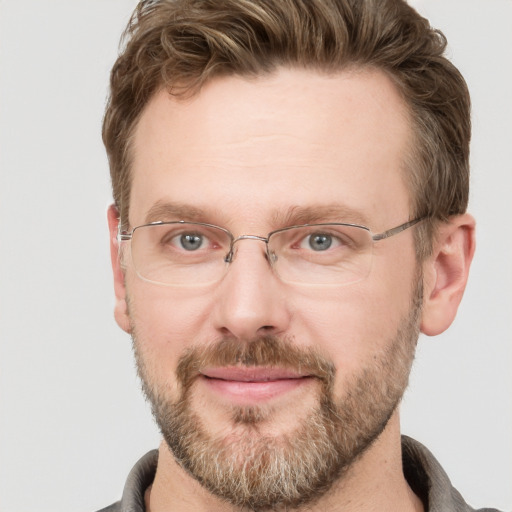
left=308, top=234, right=333, bottom=251
left=178, top=233, right=204, bottom=251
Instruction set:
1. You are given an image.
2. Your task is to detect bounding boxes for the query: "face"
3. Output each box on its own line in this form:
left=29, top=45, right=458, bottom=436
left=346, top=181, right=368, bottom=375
left=113, top=68, right=422, bottom=509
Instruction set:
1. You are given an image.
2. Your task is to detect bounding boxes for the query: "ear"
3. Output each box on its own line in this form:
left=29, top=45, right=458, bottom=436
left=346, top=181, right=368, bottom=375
left=107, top=204, right=131, bottom=333
left=420, top=214, right=476, bottom=336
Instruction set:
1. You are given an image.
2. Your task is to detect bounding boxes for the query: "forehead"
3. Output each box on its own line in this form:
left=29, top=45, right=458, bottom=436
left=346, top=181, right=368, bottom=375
left=129, top=67, right=412, bottom=229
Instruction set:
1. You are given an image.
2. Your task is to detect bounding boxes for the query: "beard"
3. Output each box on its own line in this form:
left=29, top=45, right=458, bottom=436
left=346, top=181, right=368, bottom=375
left=131, top=286, right=421, bottom=511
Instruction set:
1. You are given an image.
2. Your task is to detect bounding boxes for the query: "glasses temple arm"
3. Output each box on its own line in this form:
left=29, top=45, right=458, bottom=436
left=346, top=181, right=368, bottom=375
left=372, top=217, right=425, bottom=241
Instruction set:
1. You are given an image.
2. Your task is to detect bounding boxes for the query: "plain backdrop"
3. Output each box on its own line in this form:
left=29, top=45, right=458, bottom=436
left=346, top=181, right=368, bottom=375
left=0, top=1, right=511, bottom=511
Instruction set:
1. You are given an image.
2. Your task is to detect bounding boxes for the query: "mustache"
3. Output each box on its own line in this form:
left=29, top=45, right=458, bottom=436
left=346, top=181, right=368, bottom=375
left=176, top=335, right=335, bottom=391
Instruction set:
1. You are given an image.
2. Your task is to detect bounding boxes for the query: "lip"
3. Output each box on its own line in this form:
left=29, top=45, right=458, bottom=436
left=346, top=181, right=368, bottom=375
left=201, top=366, right=308, bottom=381
left=199, top=366, right=313, bottom=404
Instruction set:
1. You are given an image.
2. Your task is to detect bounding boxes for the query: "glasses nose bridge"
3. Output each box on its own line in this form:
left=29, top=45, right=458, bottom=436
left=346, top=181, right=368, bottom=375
left=225, top=234, right=270, bottom=263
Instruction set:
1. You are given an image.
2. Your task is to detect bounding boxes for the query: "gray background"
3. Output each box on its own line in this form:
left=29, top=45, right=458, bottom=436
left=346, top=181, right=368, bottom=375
left=0, top=1, right=511, bottom=511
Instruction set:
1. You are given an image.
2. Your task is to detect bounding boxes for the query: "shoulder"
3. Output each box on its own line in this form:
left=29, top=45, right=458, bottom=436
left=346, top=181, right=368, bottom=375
left=94, top=502, right=121, bottom=512
left=401, top=436, right=503, bottom=512
left=93, top=450, right=159, bottom=512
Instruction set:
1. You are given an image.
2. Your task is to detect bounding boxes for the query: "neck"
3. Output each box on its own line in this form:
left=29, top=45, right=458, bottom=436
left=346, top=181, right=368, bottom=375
left=145, top=412, right=424, bottom=512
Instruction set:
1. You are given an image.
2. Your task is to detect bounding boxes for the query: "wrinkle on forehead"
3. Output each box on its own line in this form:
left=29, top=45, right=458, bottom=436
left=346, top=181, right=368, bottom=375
left=129, top=67, right=413, bottom=230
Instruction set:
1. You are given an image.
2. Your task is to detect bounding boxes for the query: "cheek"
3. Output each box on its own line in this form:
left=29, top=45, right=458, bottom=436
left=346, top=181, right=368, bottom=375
left=126, top=276, right=218, bottom=374
left=289, top=263, right=417, bottom=373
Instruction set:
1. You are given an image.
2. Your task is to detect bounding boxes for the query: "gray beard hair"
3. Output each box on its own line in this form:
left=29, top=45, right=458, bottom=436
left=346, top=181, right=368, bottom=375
left=131, top=284, right=422, bottom=512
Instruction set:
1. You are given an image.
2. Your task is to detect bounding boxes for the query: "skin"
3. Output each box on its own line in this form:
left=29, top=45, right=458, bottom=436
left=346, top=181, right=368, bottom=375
left=108, top=67, right=475, bottom=511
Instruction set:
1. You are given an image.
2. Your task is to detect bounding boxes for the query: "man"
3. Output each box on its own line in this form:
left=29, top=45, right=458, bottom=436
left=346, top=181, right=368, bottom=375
left=99, top=0, right=499, bottom=511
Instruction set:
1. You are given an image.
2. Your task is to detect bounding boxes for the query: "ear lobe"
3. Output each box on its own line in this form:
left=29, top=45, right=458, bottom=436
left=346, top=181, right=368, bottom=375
left=107, top=204, right=131, bottom=333
left=420, top=214, right=476, bottom=336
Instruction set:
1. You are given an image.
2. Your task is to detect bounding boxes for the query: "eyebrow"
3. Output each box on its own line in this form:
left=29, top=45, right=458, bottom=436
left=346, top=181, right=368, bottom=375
left=270, top=204, right=370, bottom=228
left=144, top=201, right=212, bottom=224
left=144, top=201, right=370, bottom=229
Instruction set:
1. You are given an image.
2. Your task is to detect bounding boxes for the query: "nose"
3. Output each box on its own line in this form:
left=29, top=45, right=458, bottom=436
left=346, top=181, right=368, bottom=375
left=212, top=238, right=292, bottom=340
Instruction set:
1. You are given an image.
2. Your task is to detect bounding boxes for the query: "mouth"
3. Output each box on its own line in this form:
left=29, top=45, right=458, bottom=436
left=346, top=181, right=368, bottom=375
left=199, top=366, right=314, bottom=404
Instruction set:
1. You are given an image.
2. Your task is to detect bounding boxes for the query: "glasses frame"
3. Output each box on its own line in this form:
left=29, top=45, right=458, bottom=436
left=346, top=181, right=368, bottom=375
left=117, top=217, right=425, bottom=286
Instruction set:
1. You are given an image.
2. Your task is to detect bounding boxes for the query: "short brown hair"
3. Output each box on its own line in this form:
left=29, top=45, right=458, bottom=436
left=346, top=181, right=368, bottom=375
left=103, top=0, right=471, bottom=258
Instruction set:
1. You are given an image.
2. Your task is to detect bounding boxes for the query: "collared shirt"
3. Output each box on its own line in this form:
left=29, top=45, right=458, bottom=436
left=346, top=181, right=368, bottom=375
left=97, top=436, right=502, bottom=512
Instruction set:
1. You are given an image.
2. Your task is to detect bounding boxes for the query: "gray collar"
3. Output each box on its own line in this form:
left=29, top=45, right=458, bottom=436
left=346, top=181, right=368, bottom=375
left=102, top=436, right=500, bottom=512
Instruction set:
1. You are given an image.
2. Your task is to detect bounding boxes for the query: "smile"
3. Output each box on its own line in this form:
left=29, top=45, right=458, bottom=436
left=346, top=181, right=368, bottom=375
left=199, top=367, right=314, bottom=404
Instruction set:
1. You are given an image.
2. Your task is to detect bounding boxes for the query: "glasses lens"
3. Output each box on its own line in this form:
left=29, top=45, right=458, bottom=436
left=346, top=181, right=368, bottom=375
left=269, top=224, right=373, bottom=285
left=129, top=223, right=232, bottom=286
left=125, top=222, right=374, bottom=287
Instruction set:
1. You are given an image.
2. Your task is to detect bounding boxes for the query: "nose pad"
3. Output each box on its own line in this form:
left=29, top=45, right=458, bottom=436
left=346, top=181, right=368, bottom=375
left=268, top=248, right=278, bottom=264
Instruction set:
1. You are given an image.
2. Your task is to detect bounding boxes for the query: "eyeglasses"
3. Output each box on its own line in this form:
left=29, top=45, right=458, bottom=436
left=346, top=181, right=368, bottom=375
left=117, top=218, right=424, bottom=287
